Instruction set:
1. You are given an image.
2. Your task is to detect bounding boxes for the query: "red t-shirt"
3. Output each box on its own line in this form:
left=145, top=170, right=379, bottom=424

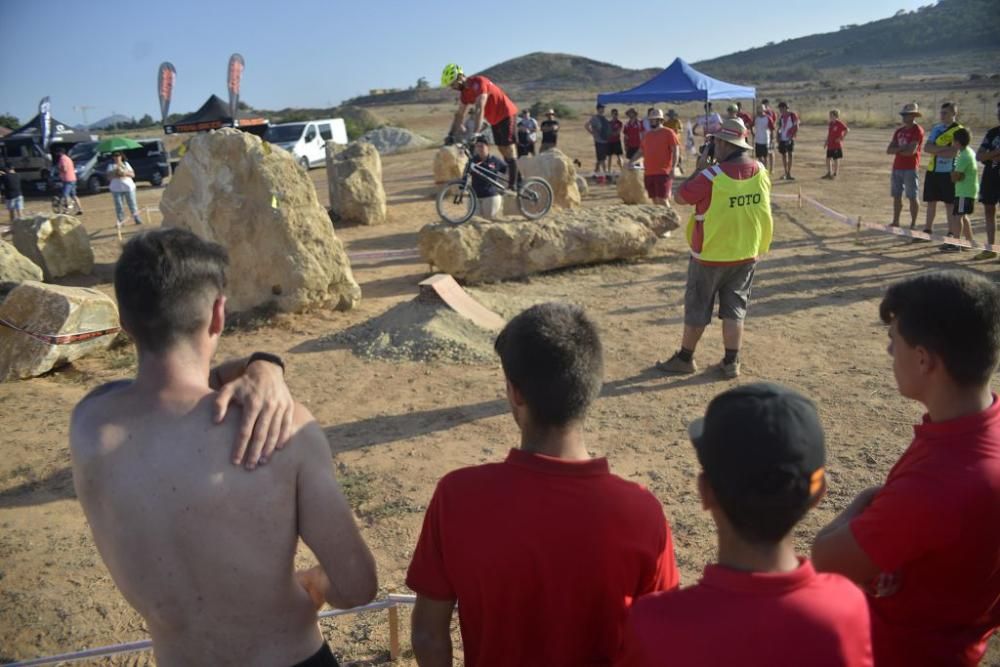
left=406, top=448, right=679, bottom=666
left=827, top=119, right=848, bottom=149
left=609, top=118, right=623, bottom=140
left=889, top=124, right=925, bottom=171
left=737, top=111, right=754, bottom=129
left=617, top=559, right=873, bottom=667
left=460, top=75, right=518, bottom=126
left=623, top=120, right=643, bottom=148
left=850, top=396, right=1000, bottom=667
left=640, top=128, right=679, bottom=176
left=764, top=108, right=778, bottom=127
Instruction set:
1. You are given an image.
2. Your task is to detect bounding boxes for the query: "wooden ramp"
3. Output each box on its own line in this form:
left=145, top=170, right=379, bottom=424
left=418, top=274, right=506, bottom=331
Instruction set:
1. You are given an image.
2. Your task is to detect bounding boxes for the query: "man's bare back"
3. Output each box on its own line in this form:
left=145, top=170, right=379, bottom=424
left=71, top=381, right=376, bottom=666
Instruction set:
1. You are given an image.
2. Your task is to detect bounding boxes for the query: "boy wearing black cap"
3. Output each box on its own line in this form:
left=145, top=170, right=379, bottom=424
left=812, top=271, right=1000, bottom=667
left=619, top=383, right=872, bottom=667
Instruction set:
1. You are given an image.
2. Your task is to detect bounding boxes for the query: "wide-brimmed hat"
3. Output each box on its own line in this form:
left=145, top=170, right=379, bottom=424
left=711, top=118, right=752, bottom=150
left=899, top=103, right=922, bottom=117
left=647, top=108, right=665, bottom=120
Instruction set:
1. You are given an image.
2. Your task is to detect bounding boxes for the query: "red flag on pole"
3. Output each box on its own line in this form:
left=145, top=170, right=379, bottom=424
left=157, top=62, right=177, bottom=124
left=227, top=54, right=245, bottom=123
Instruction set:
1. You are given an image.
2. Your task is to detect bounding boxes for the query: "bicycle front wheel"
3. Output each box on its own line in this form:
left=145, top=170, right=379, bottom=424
left=436, top=180, right=477, bottom=225
left=517, top=177, right=554, bottom=220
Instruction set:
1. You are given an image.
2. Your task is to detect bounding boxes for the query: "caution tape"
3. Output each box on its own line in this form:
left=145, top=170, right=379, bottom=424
left=0, top=317, right=120, bottom=346
left=347, top=248, right=422, bottom=263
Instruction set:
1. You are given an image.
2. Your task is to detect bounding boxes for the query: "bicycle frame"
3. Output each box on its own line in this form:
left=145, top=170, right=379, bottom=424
left=456, top=143, right=514, bottom=196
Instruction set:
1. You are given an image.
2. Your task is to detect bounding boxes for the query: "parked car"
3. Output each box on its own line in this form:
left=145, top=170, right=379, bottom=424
left=56, top=139, right=170, bottom=194
left=265, top=119, right=348, bottom=169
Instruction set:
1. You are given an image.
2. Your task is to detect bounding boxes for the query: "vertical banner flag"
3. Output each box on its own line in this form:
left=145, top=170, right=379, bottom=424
left=39, top=97, right=51, bottom=148
left=157, top=62, right=177, bottom=124
left=227, top=53, right=245, bottom=123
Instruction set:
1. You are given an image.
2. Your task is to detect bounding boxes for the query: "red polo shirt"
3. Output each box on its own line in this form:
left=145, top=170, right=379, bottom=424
left=460, top=75, right=518, bottom=126
left=617, top=559, right=873, bottom=666
left=406, top=448, right=679, bottom=666
left=850, top=396, right=1000, bottom=667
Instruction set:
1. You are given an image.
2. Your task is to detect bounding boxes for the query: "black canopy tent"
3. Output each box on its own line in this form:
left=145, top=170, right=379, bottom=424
left=1, top=113, right=93, bottom=146
left=163, top=94, right=268, bottom=135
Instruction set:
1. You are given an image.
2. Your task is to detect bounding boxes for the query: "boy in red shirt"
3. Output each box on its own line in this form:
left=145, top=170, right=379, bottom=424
left=618, top=383, right=873, bottom=667
left=813, top=271, right=1000, bottom=667
left=824, top=109, right=849, bottom=179
left=623, top=108, right=643, bottom=160
left=407, top=303, right=679, bottom=666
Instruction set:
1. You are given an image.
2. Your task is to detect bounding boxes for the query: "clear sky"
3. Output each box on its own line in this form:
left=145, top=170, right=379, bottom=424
left=0, top=0, right=927, bottom=126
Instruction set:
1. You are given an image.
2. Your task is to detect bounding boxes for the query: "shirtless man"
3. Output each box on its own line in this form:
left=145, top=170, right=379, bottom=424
left=71, top=229, right=377, bottom=667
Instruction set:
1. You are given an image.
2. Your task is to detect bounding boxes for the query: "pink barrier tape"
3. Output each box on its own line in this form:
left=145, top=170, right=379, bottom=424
left=3, top=595, right=416, bottom=667
left=348, top=248, right=421, bottom=263
left=0, top=317, right=120, bottom=346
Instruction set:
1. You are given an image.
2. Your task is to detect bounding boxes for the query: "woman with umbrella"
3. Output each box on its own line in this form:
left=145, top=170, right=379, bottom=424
left=98, top=137, right=144, bottom=228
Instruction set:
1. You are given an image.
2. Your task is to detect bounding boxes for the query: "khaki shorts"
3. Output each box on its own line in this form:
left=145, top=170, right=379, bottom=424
left=684, top=258, right=756, bottom=327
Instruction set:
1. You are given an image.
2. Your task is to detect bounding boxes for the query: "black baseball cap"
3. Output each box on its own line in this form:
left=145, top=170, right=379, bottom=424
left=474, top=134, right=490, bottom=145
left=689, top=383, right=826, bottom=508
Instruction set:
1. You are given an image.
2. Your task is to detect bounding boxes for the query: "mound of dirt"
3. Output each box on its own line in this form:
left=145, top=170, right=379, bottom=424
left=359, top=126, right=433, bottom=155
left=328, top=288, right=531, bottom=364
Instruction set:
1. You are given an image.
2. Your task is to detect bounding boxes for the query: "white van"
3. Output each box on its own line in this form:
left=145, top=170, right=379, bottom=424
left=265, top=119, right=348, bottom=169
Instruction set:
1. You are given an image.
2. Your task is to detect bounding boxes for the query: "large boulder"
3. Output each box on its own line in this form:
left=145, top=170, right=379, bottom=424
left=328, top=142, right=387, bottom=226
left=518, top=149, right=580, bottom=210
left=360, top=126, right=433, bottom=155
left=418, top=205, right=680, bottom=284
left=617, top=167, right=651, bottom=205
left=0, top=240, right=43, bottom=285
left=434, top=145, right=467, bottom=183
left=161, top=128, right=360, bottom=313
left=12, top=215, right=94, bottom=280
left=0, top=281, right=119, bottom=381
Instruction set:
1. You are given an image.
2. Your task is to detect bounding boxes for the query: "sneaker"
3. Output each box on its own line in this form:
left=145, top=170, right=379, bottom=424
left=787, top=175, right=796, bottom=181
left=720, top=359, right=741, bottom=379
left=974, top=250, right=998, bottom=260
left=655, top=353, right=697, bottom=375
left=821, top=174, right=832, bottom=180
left=135, top=218, right=144, bottom=225
left=939, top=244, right=961, bottom=253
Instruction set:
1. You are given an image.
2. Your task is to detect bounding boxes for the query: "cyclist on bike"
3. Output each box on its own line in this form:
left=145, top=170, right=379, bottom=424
left=442, top=63, right=519, bottom=192
left=470, top=135, right=507, bottom=220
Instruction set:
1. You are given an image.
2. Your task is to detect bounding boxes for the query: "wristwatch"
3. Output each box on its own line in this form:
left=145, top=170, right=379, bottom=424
left=247, top=351, right=285, bottom=374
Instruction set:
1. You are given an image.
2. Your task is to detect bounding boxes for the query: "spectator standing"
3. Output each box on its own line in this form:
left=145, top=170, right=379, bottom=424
left=761, top=99, right=779, bottom=169
left=607, top=108, right=625, bottom=172
left=407, top=303, right=679, bottom=666
left=55, top=147, right=84, bottom=214
left=586, top=103, right=612, bottom=183
left=812, top=271, right=1000, bottom=667
left=735, top=102, right=754, bottom=131
left=657, top=119, right=772, bottom=379
left=920, top=101, right=963, bottom=239
left=629, top=109, right=679, bottom=206
left=692, top=103, right=723, bottom=142
left=975, top=101, right=1000, bottom=259
left=823, top=110, right=849, bottom=180
left=107, top=152, right=144, bottom=227
left=776, top=101, right=799, bottom=180
left=665, top=110, right=684, bottom=173
left=539, top=109, right=560, bottom=152
left=948, top=128, right=979, bottom=252
left=516, top=110, right=539, bottom=158
left=753, top=105, right=775, bottom=171
left=619, top=383, right=873, bottom=667
left=886, top=103, right=925, bottom=229
left=642, top=107, right=656, bottom=135
left=469, top=136, right=507, bottom=221
left=623, top=108, right=644, bottom=160
left=1, top=163, right=24, bottom=221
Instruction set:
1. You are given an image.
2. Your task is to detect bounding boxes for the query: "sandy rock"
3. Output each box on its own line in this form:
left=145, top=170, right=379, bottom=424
left=359, top=126, right=433, bottom=155
left=617, top=167, right=651, bottom=205
left=12, top=215, right=94, bottom=280
left=434, top=145, right=467, bottom=183
left=418, top=204, right=680, bottom=284
left=328, top=142, right=388, bottom=226
left=161, top=128, right=360, bottom=313
left=517, top=149, right=580, bottom=209
left=576, top=175, right=589, bottom=198
left=0, top=281, right=119, bottom=381
left=0, top=240, right=43, bottom=284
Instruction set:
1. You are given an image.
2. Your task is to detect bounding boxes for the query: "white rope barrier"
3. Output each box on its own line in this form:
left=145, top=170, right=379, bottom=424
left=3, top=594, right=416, bottom=667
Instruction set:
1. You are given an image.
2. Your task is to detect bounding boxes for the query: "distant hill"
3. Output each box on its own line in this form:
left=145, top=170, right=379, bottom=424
left=695, top=0, right=1000, bottom=81
left=478, top=52, right=660, bottom=92
left=74, top=114, right=132, bottom=131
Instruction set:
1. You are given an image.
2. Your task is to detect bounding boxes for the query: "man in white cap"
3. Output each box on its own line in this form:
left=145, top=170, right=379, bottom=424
left=657, top=118, right=773, bottom=379
left=886, top=103, right=925, bottom=229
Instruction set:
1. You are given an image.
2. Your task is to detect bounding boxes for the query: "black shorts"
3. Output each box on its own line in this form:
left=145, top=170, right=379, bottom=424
left=953, top=196, right=975, bottom=216
left=516, top=142, right=535, bottom=157
left=607, top=141, right=623, bottom=156
left=778, top=140, right=794, bottom=154
left=594, top=142, right=609, bottom=161
left=923, top=171, right=955, bottom=204
left=980, top=169, right=1000, bottom=205
left=826, top=148, right=843, bottom=159
left=625, top=146, right=640, bottom=160
left=291, top=643, right=339, bottom=667
left=491, top=116, right=515, bottom=147
left=755, top=144, right=768, bottom=159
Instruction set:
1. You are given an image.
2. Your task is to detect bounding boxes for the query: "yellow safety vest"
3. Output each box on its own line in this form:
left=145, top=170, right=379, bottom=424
left=685, top=164, right=773, bottom=262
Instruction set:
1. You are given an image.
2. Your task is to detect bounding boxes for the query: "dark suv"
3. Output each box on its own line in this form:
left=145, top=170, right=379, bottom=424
left=61, top=139, right=170, bottom=194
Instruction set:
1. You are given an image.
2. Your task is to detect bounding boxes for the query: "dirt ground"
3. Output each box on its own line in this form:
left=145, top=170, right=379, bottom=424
left=2, top=104, right=999, bottom=665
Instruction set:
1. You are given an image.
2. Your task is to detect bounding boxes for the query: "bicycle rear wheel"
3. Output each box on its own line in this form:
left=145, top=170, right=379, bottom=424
left=517, top=177, right=554, bottom=220
left=436, top=180, right=477, bottom=225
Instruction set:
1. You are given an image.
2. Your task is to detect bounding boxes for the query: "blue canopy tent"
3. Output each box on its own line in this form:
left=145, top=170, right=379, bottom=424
left=597, top=58, right=755, bottom=105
